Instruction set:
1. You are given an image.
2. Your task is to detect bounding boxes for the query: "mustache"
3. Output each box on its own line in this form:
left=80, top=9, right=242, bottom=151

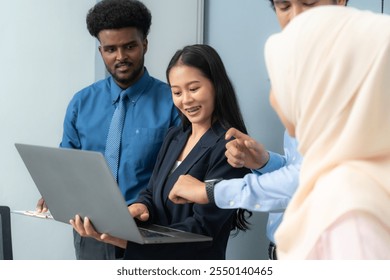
left=115, top=62, right=132, bottom=68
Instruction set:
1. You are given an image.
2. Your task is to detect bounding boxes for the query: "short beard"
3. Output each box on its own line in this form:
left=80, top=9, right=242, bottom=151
left=107, top=61, right=144, bottom=89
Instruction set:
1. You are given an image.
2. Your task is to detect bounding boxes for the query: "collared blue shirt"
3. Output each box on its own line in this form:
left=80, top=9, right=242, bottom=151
left=60, top=68, right=180, bottom=204
left=214, top=130, right=301, bottom=243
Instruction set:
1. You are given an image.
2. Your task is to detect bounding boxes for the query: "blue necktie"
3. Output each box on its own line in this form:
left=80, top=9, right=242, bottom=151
left=105, top=92, right=127, bottom=181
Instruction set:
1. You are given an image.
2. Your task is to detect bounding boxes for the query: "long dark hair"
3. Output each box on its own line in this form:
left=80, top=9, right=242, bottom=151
left=166, top=44, right=252, bottom=232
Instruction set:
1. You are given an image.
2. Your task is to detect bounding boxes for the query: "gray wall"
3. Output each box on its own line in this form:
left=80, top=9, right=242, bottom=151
left=1, top=0, right=97, bottom=260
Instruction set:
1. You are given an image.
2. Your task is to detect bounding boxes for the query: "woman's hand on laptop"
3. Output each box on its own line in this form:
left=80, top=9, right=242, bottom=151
left=70, top=215, right=127, bottom=249
left=128, top=203, right=149, bottom=221
left=70, top=215, right=101, bottom=239
left=100, top=233, right=127, bottom=249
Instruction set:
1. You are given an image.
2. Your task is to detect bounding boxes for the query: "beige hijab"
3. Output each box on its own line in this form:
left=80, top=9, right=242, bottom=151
left=265, top=6, right=390, bottom=259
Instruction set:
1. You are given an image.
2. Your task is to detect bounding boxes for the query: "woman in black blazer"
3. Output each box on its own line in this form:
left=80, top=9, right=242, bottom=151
left=72, top=44, right=251, bottom=259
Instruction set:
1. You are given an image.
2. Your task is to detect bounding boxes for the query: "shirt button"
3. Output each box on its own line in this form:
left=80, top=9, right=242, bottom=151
left=254, top=204, right=261, bottom=209
left=135, top=129, right=140, bottom=134
left=229, top=200, right=235, bottom=207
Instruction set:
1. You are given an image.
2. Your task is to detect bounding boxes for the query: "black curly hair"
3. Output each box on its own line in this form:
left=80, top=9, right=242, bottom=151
left=268, top=0, right=349, bottom=10
left=86, top=0, right=152, bottom=40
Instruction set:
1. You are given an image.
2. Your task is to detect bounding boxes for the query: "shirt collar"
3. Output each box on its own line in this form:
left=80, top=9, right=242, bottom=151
left=109, top=67, right=151, bottom=105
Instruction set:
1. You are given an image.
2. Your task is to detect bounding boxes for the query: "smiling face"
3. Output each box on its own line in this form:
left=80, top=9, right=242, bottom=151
left=98, top=27, right=147, bottom=89
left=273, top=0, right=346, bottom=28
left=168, top=65, right=216, bottom=130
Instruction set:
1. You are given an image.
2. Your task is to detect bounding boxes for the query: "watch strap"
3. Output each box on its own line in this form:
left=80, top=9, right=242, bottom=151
left=205, top=179, right=222, bottom=203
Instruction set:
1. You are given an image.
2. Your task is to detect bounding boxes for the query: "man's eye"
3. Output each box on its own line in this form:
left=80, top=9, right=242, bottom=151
left=172, top=91, right=181, bottom=96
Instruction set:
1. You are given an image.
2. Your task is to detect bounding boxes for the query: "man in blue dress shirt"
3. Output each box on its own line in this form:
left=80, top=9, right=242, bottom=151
left=168, top=0, right=348, bottom=260
left=36, top=0, right=179, bottom=260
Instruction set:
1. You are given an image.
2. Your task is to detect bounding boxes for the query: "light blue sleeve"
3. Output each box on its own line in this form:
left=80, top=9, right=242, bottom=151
left=214, top=131, right=301, bottom=212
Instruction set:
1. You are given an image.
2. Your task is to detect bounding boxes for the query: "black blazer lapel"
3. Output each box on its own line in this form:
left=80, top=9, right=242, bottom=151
left=162, top=122, right=226, bottom=203
left=154, top=128, right=189, bottom=190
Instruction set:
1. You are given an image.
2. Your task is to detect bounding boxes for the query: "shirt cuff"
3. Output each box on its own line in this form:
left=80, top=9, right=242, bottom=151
left=253, top=151, right=285, bottom=174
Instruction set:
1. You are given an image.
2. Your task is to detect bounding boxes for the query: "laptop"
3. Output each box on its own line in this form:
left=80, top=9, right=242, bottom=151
left=14, top=143, right=212, bottom=244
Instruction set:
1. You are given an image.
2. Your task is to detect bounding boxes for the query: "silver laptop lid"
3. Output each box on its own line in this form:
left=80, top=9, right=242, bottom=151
left=15, top=143, right=212, bottom=244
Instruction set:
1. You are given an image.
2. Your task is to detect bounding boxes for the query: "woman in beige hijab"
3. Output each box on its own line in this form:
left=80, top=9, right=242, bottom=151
left=265, top=6, right=390, bottom=259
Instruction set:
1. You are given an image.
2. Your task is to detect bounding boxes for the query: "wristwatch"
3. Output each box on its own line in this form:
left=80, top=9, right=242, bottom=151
left=204, top=179, right=222, bottom=203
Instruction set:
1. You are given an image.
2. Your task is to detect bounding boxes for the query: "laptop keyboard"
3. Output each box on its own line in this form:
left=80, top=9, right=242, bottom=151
left=139, top=228, right=173, bottom=238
